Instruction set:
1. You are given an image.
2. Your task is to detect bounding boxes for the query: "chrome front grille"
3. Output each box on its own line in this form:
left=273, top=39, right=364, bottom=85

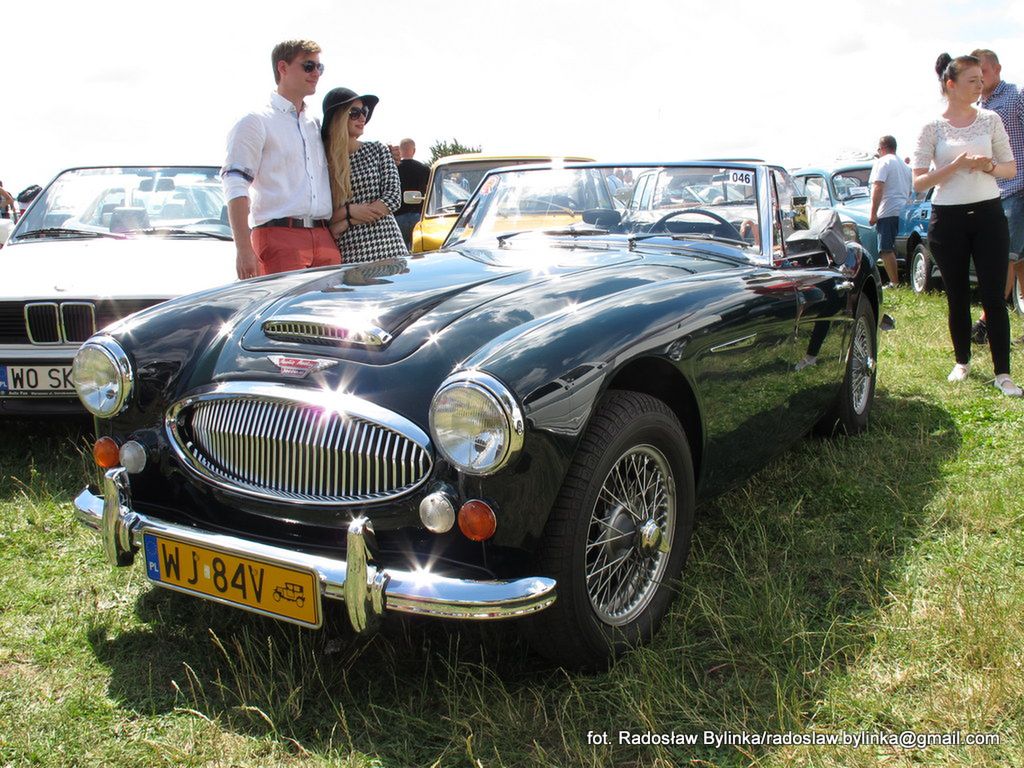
left=25, top=303, right=61, bottom=344
left=22, top=301, right=97, bottom=344
left=60, top=302, right=97, bottom=342
left=167, top=384, right=432, bottom=505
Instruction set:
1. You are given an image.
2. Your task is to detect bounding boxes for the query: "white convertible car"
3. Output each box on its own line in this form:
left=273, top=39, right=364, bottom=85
left=0, top=166, right=237, bottom=415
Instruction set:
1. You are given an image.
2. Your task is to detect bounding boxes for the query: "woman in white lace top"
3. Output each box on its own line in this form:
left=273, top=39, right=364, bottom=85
left=913, top=53, right=1020, bottom=396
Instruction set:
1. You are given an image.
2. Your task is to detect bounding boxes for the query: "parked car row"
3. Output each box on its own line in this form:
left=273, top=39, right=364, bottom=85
left=69, top=160, right=882, bottom=667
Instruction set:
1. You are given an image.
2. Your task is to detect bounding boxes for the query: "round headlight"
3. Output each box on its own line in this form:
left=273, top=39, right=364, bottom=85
left=429, top=372, right=524, bottom=476
left=72, top=337, right=133, bottom=418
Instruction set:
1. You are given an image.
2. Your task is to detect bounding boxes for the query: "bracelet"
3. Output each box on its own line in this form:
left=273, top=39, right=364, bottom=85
left=987, top=160, right=997, bottom=174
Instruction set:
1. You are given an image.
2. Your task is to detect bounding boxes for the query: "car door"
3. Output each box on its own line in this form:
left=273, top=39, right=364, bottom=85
left=693, top=168, right=807, bottom=494
left=692, top=266, right=805, bottom=496
left=774, top=169, right=854, bottom=434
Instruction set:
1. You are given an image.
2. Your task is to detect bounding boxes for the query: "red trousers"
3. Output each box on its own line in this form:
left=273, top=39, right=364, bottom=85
left=252, top=226, right=342, bottom=275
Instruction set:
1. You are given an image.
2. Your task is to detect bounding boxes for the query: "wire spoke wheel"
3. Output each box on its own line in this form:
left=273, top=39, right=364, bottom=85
left=848, top=313, right=874, bottom=415
left=585, top=444, right=675, bottom=625
left=524, top=390, right=694, bottom=668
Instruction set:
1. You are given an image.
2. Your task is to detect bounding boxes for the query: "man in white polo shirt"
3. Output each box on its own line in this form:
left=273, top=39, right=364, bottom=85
left=869, top=135, right=913, bottom=287
left=223, top=40, right=341, bottom=279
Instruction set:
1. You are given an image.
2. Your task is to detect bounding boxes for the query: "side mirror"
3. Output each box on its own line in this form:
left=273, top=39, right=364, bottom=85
left=403, top=191, right=423, bottom=206
left=582, top=208, right=621, bottom=228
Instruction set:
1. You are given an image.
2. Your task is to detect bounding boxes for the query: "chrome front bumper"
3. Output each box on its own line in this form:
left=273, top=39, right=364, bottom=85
left=74, top=468, right=556, bottom=631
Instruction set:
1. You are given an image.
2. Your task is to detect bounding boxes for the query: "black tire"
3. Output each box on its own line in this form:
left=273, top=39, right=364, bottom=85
left=522, top=390, right=695, bottom=669
left=816, top=296, right=877, bottom=436
left=910, top=243, right=937, bottom=294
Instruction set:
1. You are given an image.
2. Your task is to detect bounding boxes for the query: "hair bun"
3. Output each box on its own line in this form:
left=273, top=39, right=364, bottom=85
left=935, top=52, right=953, bottom=79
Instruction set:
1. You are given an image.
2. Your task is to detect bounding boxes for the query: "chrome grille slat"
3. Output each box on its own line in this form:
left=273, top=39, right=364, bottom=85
left=172, top=392, right=432, bottom=505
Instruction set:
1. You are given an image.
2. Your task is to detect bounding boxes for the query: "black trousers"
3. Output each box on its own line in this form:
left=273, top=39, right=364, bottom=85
left=928, top=198, right=1010, bottom=374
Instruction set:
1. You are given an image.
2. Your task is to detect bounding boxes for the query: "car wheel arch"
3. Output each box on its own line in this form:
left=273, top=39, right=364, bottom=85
left=601, top=356, right=704, bottom=485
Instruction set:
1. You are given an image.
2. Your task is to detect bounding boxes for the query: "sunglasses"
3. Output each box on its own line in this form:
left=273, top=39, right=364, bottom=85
left=348, top=106, right=370, bottom=120
left=300, top=60, right=325, bottom=75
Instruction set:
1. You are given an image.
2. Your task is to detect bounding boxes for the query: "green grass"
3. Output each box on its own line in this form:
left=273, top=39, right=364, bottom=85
left=2, top=288, right=1024, bottom=767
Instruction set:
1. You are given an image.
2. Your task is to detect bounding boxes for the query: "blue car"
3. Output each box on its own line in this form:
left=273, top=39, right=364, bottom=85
left=794, top=163, right=931, bottom=286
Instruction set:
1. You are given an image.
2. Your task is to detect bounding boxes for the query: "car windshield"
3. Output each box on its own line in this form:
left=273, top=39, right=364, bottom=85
left=11, top=166, right=227, bottom=241
left=831, top=167, right=870, bottom=201
left=426, top=159, right=582, bottom=216
left=446, top=164, right=762, bottom=252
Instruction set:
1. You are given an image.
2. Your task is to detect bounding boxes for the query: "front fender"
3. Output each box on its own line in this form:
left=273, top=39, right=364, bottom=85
left=458, top=273, right=746, bottom=547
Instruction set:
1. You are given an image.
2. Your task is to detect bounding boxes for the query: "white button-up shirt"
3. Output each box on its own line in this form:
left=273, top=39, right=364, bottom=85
left=222, top=92, right=333, bottom=226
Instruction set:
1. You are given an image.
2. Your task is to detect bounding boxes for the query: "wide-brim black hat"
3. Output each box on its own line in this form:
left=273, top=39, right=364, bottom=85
left=322, top=87, right=379, bottom=140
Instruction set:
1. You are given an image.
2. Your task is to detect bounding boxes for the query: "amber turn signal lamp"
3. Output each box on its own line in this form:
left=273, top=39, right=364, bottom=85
left=458, top=499, right=497, bottom=542
left=92, top=437, right=121, bottom=469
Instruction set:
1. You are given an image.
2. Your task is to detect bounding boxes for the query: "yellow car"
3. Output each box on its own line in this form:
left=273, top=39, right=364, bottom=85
left=408, top=154, right=592, bottom=252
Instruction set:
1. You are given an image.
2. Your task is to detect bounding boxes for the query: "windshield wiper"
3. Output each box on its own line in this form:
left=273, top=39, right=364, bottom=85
left=137, top=227, right=234, bottom=241
left=627, top=232, right=753, bottom=249
left=15, top=227, right=126, bottom=240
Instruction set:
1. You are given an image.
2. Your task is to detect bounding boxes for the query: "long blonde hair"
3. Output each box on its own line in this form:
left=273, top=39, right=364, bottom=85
left=326, top=110, right=352, bottom=210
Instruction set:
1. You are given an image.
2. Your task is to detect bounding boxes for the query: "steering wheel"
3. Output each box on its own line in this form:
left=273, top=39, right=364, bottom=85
left=649, top=208, right=742, bottom=239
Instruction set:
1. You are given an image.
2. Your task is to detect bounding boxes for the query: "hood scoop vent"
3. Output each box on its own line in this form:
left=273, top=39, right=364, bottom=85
left=262, top=316, right=393, bottom=348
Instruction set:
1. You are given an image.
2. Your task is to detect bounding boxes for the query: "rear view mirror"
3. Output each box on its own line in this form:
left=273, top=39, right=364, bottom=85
left=403, top=191, right=423, bottom=206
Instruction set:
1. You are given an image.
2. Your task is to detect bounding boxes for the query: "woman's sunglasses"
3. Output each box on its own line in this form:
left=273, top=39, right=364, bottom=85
left=300, top=61, right=325, bottom=74
left=348, top=106, right=370, bottom=120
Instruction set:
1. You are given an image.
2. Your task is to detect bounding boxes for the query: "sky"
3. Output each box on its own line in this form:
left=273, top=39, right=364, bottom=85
left=3, top=0, right=1023, bottom=196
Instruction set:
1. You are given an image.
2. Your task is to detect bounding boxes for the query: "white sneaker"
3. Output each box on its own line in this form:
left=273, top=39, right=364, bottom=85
left=994, top=374, right=1023, bottom=397
left=795, top=354, right=818, bottom=371
left=947, top=363, right=970, bottom=382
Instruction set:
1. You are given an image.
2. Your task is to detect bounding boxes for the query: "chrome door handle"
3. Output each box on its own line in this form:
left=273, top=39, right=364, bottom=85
left=836, top=280, right=854, bottom=292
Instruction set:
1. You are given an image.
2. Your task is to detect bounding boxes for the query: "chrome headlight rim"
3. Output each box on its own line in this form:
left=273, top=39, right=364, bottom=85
left=429, top=370, right=525, bottom=476
left=73, top=336, right=133, bottom=417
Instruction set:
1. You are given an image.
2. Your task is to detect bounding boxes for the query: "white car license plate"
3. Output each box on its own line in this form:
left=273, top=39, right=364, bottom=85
left=0, top=364, right=75, bottom=396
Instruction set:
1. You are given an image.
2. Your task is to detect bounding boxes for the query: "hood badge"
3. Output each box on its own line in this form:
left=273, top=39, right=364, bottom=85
left=268, top=355, right=339, bottom=378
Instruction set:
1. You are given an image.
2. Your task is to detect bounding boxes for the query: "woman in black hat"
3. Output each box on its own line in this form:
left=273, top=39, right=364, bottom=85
left=322, top=87, right=407, bottom=263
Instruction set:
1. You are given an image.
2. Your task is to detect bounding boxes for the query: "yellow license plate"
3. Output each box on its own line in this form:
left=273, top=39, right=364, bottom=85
left=142, top=531, right=321, bottom=627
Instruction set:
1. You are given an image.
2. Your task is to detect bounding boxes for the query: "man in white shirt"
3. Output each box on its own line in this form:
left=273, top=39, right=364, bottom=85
left=869, top=135, right=913, bottom=286
left=223, top=40, right=340, bottom=279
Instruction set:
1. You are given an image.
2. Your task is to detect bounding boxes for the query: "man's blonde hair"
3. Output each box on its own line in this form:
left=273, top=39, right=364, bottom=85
left=970, top=48, right=999, bottom=65
left=271, top=40, right=321, bottom=84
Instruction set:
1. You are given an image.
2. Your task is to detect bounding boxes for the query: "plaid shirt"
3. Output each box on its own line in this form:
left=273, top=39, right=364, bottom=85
left=980, top=79, right=1024, bottom=198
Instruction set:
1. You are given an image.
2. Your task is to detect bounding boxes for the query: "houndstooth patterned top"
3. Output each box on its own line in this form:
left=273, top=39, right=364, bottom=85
left=335, top=141, right=409, bottom=263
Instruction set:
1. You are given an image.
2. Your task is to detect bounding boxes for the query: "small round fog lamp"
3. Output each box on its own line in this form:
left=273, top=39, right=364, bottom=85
left=93, top=437, right=121, bottom=469
left=420, top=491, right=456, bottom=533
left=119, top=440, right=147, bottom=474
left=458, top=499, right=497, bottom=542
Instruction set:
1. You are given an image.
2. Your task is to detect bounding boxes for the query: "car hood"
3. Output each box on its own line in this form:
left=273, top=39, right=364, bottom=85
left=236, top=245, right=721, bottom=368
left=0, top=237, right=236, bottom=300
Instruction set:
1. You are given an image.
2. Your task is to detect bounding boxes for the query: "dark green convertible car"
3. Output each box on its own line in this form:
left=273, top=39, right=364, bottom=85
left=72, top=161, right=882, bottom=668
